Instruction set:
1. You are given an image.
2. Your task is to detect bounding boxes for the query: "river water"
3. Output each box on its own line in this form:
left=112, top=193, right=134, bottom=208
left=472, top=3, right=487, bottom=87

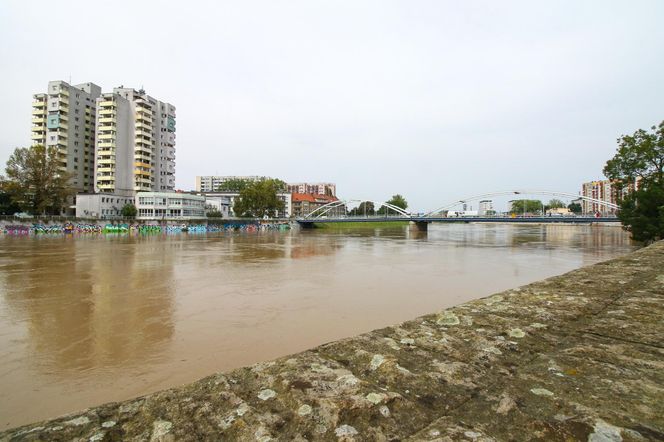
left=0, top=224, right=634, bottom=428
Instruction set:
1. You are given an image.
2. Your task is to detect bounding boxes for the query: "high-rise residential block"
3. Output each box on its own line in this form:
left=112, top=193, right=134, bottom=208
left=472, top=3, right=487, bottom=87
left=581, top=179, right=638, bottom=214
left=94, top=88, right=176, bottom=195
left=31, top=80, right=101, bottom=192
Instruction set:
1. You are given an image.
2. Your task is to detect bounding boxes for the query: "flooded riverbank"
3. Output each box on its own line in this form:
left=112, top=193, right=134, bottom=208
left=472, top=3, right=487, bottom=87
left=0, top=224, right=634, bottom=428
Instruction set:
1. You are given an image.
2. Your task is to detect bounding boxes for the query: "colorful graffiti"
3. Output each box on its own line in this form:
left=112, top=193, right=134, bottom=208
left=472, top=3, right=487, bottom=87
left=2, top=222, right=291, bottom=236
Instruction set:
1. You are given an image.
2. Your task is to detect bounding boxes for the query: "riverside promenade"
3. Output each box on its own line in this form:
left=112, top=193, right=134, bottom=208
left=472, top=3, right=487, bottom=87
left=3, top=242, right=663, bottom=441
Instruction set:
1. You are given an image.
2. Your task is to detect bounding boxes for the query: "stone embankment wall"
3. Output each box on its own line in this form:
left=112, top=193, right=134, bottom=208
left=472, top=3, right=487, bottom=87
left=3, top=242, right=663, bottom=441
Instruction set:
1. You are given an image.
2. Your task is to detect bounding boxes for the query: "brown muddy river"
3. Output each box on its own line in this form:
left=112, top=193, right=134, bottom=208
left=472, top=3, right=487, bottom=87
left=0, top=224, right=635, bottom=428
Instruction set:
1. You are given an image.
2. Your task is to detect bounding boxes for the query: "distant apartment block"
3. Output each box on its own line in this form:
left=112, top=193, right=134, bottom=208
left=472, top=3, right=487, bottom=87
left=95, top=88, right=176, bottom=196
left=581, top=179, right=638, bottom=214
left=291, top=193, right=341, bottom=217
left=478, top=200, right=494, bottom=216
left=195, top=176, right=266, bottom=192
left=287, top=182, right=336, bottom=197
left=31, top=80, right=102, bottom=193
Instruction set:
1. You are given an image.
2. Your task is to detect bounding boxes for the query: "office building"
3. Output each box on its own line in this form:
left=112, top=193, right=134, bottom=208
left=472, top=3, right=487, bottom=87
left=31, top=80, right=102, bottom=193
left=478, top=200, right=494, bottom=216
left=136, top=192, right=205, bottom=220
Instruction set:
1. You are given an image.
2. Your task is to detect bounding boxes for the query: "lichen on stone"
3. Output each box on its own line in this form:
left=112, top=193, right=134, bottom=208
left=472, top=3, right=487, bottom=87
left=257, top=389, right=277, bottom=401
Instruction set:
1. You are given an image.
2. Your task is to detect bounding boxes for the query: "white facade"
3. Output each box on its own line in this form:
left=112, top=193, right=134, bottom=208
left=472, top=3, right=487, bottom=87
left=478, top=200, right=494, bottom=216
left=95, top=88, right=176, bottom=196
left=75, top=193, right=135, bottom=219
left=135, top=192, right=205, bottom=220
left=201, top=191, right=292, bottom=218
left=195, top=176, right=266, bottom=192
left=32, top=80, right=102, bottom=193
left=204, top=195, right=232, bottom=218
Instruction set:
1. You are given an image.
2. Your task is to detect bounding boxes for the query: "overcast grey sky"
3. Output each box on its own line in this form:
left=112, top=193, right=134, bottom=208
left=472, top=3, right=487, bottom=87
left=1, top=0, right=663, bottom=211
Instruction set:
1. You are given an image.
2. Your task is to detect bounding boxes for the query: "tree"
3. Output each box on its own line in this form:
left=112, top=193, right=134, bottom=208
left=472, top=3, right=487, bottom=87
left=215, top=178, right=253, bottom=192
left=604, top=121, right=664, bottom=242
left=378, top=194, right=408, bottom=215
left=2, top=145, right=75, bottom=215
left=568, top=202, right=582, bottom=214
left=509, top=199, right=543, bottom=214
left=348, top=201, right=375, bottom=217
left=121, top=203, right=137, bottom=218
left=233, top=178, right=286, bottom=218
left=547, top=199, right=565, bottom=209
left=0, top=180, right=21, bottom=215
left=603, top=121, right=664, bottom=189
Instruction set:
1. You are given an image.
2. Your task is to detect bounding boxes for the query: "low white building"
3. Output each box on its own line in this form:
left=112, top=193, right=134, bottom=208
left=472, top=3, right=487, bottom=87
left=200, top=191, right=292, bottom=218
left=75, top=193, right=135, bottom=219
left=136, top=192, right=206, bottom=220
left=204, top=195, right=232, bottom=218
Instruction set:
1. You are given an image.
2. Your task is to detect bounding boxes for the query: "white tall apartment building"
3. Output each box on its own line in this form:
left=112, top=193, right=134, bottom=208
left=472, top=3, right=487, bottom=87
left=94, top=87, right=176, bottom=196
left=31, top=80, right=102, bottom=192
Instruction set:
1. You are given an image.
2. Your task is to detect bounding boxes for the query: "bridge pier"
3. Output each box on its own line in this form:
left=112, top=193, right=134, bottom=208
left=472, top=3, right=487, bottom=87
left=409, top=221, right=428, bottom=232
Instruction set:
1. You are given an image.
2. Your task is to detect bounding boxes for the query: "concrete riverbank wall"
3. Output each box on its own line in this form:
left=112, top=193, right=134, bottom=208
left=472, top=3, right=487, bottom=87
left=3, top=242, right=663, bottom=441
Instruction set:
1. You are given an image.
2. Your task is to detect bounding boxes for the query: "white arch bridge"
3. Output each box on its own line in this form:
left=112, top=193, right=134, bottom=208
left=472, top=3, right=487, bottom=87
left=297, top=190, right=619, bottom=231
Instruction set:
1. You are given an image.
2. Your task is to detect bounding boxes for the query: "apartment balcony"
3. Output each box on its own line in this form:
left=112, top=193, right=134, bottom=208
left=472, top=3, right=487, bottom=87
left=135, top=131, right=152, bottom=140
left=32, top=107, right=46, bottom=115
left=97, top=167, right=115, bottom=173
left=59, top=88, right=69, bottom=97
left=97, top=158, right=115, bottom=165
left=98, top=109, right=115, bottom=115
left=98, top=125, right=115, bottom=132
left=98, top=117, right=116, bottom=124
left=134, top=161, right=152, bottom=169
left=32, top=117, right=46, bottom=124
left=31, top=133, right=45, bottom=141
left=135, top=121, right=152, bottom=130
left=99, top=100, right=115, bottom=107
left=98, top=133, right=114, bottom=140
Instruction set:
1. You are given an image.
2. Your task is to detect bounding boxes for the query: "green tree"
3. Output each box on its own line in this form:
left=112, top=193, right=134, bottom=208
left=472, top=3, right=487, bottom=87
left=378, top=194, right=408, bottom=215
left=348, top=201, right=375, bottom=217
left=2, top=145, right=75, bottom=215
left=603, top=121, right=664, bottom=189
left=509, top=199, right=543, bottom=214
left=215, top=178, right=253, bottom=192
left=121, top=203, right=137, bottom=218
left=547, top=199, right=565, bottom=209
left=232, top=178, right=286, bottom=218
left=567, top=202, right=582, bottom=214
left=604, top=121, right=664, bottom=242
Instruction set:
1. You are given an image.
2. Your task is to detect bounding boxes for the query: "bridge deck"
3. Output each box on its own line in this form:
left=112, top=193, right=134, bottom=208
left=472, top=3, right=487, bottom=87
left=297, top=216, right=619, bottom=224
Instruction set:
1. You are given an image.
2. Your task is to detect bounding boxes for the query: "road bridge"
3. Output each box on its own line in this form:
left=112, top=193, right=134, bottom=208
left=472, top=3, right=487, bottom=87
left=296, top=190, right=621, bottom=231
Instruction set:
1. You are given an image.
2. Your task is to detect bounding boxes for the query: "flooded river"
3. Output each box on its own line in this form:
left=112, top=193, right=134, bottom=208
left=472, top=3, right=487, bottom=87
left=0, top=224, right=635, bottom=428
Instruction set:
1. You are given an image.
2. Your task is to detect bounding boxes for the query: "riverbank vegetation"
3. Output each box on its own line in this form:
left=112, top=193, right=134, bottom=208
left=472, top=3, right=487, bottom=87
left=604, top=120, right=664, bottom=242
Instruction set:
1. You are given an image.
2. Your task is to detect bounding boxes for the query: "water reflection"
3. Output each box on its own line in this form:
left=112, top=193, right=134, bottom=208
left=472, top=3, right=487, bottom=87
left=0, top=236, right=175, bottom=372
left=0, top=225, right=635, bottom=428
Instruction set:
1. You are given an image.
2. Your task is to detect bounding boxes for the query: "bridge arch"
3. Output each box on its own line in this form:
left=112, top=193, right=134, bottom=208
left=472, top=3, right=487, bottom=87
left=304, top=199, right=410, bottom=219
left=424, top=190, right=618, bottom=217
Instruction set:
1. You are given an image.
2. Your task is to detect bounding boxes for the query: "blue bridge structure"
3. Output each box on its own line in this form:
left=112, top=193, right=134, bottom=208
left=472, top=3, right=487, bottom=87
left=296, top=190, right=620, bottom=231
